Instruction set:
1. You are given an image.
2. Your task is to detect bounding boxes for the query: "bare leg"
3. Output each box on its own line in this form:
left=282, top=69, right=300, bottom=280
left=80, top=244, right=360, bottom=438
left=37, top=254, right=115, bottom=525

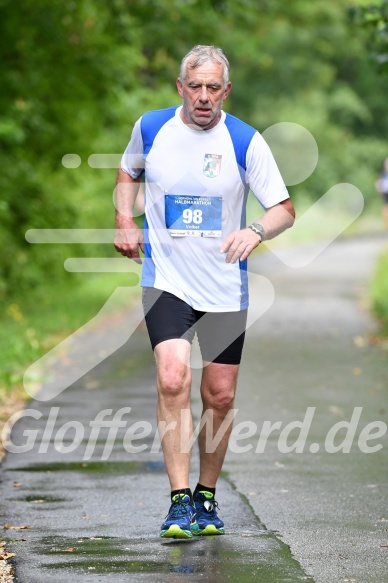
left=154, top=339, right=192, bottom=490
left=197, top=362, right=239, bottom=488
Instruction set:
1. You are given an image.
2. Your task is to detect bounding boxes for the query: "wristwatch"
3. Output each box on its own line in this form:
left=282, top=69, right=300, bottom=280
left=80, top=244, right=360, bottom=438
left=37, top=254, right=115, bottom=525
left=248, top=223, right=265, bottom=241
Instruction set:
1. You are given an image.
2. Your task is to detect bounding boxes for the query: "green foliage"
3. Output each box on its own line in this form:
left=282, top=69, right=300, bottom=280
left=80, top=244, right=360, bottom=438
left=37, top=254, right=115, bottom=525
left=370, top=248, right=388, bottom=334
left=1, top=271, right=140, bottom=394
left=350, top=0, right=388, bottom=73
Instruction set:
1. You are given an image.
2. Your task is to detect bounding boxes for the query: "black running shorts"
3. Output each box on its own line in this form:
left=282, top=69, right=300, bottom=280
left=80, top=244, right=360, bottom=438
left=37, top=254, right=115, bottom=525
left=142, top=287, right=247, bottom=365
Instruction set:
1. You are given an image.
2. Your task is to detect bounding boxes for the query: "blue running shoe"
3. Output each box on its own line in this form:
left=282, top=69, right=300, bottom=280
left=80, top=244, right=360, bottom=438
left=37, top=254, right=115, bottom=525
left=160, top=493, right=196, bottom=539
left=191, top=491, right=225, bottom=535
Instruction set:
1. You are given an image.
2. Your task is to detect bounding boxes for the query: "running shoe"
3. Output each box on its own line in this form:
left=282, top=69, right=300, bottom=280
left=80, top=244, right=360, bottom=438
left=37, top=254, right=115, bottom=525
left=191, top=491, right=225, bottom=535
left=160, top=493, right=196, bottom=539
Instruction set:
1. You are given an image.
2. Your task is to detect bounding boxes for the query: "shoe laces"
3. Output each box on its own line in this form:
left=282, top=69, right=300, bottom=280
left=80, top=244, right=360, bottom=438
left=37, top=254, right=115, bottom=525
left=198, top=495, right=220, bottom=517
left=167, top=495, right=191, bottom=519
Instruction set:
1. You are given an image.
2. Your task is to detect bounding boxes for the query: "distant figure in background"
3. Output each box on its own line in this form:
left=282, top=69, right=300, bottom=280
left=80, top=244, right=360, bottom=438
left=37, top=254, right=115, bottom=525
left=375, top=158, right=388, bottom=228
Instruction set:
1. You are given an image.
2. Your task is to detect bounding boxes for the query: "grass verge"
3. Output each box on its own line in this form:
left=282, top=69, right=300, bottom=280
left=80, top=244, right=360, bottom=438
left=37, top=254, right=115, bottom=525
left=0, top=270, right=141, bottom=459
left=369, top=246, right=388, bottom=339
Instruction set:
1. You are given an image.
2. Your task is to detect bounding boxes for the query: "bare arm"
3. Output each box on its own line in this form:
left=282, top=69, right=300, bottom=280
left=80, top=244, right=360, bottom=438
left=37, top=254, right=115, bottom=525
left=114, top=168, right=144, bottom=264
left=220, top=198, right=295, bottom=264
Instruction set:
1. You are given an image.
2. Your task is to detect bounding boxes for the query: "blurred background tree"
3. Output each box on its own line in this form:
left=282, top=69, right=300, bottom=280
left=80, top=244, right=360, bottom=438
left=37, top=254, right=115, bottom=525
left=351, top=0, right=388, bottom=72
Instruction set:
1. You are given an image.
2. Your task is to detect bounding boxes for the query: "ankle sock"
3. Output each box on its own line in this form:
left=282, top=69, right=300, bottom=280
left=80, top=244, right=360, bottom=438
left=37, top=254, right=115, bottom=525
left=171, top=488, right=193, bottom=505
left=194, top=483, right=216, bottom=498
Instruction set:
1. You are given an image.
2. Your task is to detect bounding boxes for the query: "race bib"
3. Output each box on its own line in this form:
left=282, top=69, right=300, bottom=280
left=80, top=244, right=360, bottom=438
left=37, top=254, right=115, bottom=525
left=165, top=194, right=222, bottom=237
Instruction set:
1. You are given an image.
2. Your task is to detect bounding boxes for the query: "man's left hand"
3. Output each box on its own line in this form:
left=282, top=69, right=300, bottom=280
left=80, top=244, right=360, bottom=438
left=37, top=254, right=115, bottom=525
left=220, top=228, right=262, bottom=264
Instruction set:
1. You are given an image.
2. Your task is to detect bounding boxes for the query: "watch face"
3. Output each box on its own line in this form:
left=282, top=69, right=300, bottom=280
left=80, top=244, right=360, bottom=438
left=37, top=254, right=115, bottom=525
left=252, top=224, right=265, bottom=238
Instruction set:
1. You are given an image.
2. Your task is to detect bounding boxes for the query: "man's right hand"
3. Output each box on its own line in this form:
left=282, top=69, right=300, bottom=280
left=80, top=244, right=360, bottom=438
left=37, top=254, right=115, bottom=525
left=114, top=218, right=144, bottom=264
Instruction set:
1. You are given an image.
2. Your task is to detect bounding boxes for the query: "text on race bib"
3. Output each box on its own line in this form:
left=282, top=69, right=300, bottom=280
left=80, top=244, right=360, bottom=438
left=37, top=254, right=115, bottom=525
left=165, top=194, right=222, bottom=237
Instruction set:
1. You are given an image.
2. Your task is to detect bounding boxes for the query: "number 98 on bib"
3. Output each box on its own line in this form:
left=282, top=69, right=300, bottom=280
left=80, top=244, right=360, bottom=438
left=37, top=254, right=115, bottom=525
left=165, top=194, right=222, bottom=237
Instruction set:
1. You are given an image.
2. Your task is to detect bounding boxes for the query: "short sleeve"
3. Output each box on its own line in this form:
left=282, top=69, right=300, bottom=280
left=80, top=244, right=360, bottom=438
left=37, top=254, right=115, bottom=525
left=245, top=132, right=289, bottom=209
left=120, top=118, right=145, bottom=179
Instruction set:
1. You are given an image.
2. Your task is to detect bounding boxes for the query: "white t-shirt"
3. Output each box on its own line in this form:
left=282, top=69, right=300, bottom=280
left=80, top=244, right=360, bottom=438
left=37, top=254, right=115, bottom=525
left=121, top=105, right=288, bottom=312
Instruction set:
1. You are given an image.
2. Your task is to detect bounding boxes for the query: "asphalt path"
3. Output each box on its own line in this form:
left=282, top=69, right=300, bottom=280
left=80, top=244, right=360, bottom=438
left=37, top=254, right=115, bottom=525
left=1, top=234, right=387, bottom=583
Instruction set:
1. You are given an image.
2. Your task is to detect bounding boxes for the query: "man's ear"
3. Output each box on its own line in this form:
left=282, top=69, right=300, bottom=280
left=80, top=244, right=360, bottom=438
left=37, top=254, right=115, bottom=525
left=176, top=78, right=184, bottom=98
left=223, top=81, right=232, bottom=100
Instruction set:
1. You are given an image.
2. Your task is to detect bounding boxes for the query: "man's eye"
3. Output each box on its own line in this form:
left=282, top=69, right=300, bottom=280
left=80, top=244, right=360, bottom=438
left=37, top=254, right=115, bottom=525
left=188, top=84, right=221, bottom=91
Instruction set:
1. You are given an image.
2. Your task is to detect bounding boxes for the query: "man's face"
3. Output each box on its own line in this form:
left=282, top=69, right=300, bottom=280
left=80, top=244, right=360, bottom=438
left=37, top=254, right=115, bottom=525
left=176, top=60, right=232, bottom=130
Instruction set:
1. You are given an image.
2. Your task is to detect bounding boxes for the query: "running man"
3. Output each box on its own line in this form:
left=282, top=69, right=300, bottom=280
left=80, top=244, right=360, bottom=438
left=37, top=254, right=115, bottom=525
left=114, top=45, right=295, bottom=538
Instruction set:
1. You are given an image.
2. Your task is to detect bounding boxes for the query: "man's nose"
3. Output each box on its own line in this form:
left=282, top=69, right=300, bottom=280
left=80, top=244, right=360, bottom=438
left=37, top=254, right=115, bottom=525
left=199, top=85, right=210, bottom=101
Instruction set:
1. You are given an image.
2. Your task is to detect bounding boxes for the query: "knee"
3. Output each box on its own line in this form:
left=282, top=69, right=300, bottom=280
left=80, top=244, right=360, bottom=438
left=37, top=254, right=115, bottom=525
left=157, top=365, right=191, bottom=400
left=204, top=384, right=235, bottom=411
left=212, top=391, right=235, bottom=411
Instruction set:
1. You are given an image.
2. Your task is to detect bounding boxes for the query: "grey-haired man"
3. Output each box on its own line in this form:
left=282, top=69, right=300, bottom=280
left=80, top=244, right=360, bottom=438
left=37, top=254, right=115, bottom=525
left=115, top=45, right=295, bottom=537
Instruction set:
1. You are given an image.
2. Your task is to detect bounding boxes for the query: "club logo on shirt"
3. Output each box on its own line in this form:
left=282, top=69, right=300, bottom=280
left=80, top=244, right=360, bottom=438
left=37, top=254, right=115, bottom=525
left=203, top=154, right=222, bottom=178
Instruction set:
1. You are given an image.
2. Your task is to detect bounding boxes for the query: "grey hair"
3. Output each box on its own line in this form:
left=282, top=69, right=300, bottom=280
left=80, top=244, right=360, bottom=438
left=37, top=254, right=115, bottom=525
left=180, top=45, right=230, bottom=86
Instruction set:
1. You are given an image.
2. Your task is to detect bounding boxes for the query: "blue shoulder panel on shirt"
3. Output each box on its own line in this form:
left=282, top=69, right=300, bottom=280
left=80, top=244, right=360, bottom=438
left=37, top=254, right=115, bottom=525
left=141, top=106, right=179, bottom=156
left=224, top=113, right=257, bottom=175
